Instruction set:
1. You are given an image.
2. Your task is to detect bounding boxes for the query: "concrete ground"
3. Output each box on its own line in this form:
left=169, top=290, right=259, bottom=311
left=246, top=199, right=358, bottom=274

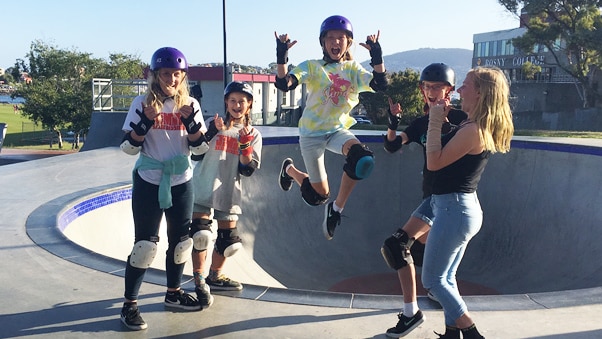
left=1, top=128, right=602, bottom=339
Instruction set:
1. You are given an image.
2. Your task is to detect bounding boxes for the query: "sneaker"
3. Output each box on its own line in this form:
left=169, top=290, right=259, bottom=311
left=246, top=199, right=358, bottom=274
left=164, top=289, right=201, bottom=311
left=207, top=274, right=243, bottom=291
left=435, top=326, right=461, bottom=339
left=385, top=310, right=425, bottom=338
left=120, top=303, right=147, bottom=331
left=195, top=282, right=214, bottom=309
left=427, top=291, right=440, bottom=303
left=323, top=202, right=341, bottom=240
left=279, top=158, right=294, bottom=191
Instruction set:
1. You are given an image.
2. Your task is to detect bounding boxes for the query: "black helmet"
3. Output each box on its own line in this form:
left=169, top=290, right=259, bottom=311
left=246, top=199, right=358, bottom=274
left=224, top=81, right=253, bottom=100
left=420, top=63, right=455, bottom=87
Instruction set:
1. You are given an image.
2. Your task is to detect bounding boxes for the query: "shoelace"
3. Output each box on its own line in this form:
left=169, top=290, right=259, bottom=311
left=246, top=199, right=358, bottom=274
left=179, top=292, right=199, bottom=305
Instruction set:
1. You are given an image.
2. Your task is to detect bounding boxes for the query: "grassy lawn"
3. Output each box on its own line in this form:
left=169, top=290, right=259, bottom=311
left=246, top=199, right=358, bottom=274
left=0, top=103, right=79, bottom=151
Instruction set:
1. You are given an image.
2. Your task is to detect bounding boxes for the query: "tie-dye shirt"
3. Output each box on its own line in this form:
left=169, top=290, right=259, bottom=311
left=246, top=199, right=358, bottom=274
left=290, top=59, right=374, bottom=137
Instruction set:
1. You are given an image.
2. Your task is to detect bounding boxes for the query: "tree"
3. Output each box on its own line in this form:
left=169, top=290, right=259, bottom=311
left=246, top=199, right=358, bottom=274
left=13, top=40, right=144, bottom=149
left=359, top=69, right=423, bottom=126
left=522, top=61, right=543, bottom=80
left=498, top=0, right=602, bottom=107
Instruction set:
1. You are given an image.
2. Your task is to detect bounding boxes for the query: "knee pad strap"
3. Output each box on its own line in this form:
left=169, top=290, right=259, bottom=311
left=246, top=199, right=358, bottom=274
left=381, top=229, right=415, bottom=270
left=300, top=178, right=329, bottom=206
left=344, top=144, right=374, bottom=180
left=410, top=240, right=425, bottom=267
left=215, top=228, right=242, bottom=257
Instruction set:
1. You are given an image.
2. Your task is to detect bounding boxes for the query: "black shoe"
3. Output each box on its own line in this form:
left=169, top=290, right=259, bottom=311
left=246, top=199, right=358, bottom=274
left=435, top=325, right=461, bottom=339
left=279, top=158, right=294, bottom=191
left=385, top=310, right=425, bottom=338
left=207, top=274, right=243, bottom=291
left=164, top=289, right=201, bottom=311
left=120, top=303, right=147, bottom=331
left=323, top=202, right=341, bottom=240
left=195, top=282, right=214, bottom=309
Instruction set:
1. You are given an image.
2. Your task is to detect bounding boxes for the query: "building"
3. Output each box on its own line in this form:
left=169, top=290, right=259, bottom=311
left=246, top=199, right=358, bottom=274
left=93, top=65, right=305, bottom=127
left=472, top=12, right=602, bottom=130
left=186, top=66, right=304, bottom=126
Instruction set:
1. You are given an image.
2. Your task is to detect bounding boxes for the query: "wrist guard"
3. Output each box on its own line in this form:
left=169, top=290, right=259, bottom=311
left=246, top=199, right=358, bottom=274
left=366, top=40, right=383, bottom=66
left=129, top=104, right=154, bottom=136
left=238, top=134, right=254, bottom=157
left=387, top=108, right=401, bottom=130
left=276, top=38, right=289, bottom=64
left=180, top=103, right=202, bottom=134
left=204, top=121, right=219, bottom=141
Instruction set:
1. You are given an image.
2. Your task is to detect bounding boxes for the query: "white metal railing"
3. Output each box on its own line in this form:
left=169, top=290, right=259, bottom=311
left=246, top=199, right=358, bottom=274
left=92, top=78, right=148, bottom=112
left=92, top=78, right=200, bottom=112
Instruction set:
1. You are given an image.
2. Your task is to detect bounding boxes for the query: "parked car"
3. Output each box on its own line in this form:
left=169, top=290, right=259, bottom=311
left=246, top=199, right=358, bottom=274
left=353, top=116, right=373, bottom=124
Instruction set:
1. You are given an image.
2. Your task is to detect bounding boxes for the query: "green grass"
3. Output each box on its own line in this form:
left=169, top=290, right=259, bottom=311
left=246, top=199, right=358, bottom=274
left=0, top=103, right=79, bottom=150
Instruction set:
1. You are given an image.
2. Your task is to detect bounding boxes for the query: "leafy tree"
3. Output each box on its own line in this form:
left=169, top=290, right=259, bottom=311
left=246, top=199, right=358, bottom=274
left=522, top=61, right=543, bottom=80
left=359, top=69, right=423, bottom=126
left=13, top=40, right=143, bottom=149
left=498, top=0, right=602, bottom=107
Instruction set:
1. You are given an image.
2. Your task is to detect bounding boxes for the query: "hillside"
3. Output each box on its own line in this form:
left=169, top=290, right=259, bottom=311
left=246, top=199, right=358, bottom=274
left=361, top=47, right=473, bottom=85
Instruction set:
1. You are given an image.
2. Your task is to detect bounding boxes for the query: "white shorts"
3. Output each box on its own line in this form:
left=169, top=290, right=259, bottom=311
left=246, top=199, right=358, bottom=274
left=299, top=129, right=357, bottom=183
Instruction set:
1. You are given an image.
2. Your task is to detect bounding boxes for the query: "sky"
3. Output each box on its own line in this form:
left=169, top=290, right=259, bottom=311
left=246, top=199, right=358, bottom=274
left=2, top=0, right=519, bottom=71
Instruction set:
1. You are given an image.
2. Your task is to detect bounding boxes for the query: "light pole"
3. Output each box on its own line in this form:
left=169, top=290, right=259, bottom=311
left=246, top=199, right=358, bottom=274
left=222, top=0, right=227, bottom=90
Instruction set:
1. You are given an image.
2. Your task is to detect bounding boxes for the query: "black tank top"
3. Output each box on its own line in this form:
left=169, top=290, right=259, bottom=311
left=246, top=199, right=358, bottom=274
left=431, top=123, right=490, bottom=195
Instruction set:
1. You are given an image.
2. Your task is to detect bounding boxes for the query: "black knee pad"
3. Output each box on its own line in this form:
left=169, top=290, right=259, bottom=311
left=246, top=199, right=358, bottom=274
left=215, top=228, right=242, bottom=257
left=343, top=144, right=374, bottom=180
left=300, top=177, right=329, bottom=206
left=410, top=240, right=425, bottom=267
left=381, top=229, right=415, bottom=270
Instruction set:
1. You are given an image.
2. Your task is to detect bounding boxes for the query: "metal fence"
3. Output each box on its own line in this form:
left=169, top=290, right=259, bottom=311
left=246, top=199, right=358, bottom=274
left=92, top=78, right=200, bottom=112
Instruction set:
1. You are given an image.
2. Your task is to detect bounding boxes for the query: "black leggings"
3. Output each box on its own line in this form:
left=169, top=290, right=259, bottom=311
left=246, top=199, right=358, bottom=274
left=124, top=171, right=193, bottom=301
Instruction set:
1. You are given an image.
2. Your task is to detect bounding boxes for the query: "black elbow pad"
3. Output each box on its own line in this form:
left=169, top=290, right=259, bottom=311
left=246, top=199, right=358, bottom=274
left=275, top=75, right=299, bottom=91
left=275, top=76, right=288, bottom=91
left=383, top=134, right=403, bottom=153
left=238, top=159, right=258, bottom=177
left=370, top=71, right=388, bottom=92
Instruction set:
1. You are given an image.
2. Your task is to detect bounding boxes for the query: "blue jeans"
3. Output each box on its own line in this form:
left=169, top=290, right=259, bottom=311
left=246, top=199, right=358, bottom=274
left=421, top=192, right=483, bottom=326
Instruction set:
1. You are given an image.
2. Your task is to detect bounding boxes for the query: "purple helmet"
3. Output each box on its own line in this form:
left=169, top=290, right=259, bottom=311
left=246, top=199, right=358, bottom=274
left=150, top=47, right=188, bottom=71
left=319, top=15, right=353, bottom=38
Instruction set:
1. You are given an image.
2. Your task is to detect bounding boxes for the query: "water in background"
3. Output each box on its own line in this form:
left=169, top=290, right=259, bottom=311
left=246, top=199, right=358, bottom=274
left=0, top=95, right=25, bottom=104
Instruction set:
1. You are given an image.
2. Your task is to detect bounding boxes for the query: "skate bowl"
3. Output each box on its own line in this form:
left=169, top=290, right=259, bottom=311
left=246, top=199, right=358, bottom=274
left=27, top=127, right=602, bottom=311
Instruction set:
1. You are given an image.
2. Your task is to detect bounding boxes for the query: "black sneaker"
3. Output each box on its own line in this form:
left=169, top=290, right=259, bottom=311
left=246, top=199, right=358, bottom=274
left=279, top=158, right=294, bottom=191
left=435, top=325, right=461, bottom=339
left=207, top=274, right=243, bottom=291
left=195, top=282, right=214, bottom=309
left=385, top=310, right=425, bottom=338
left=323, top=202, right=341, bottom=240
left=164, top=289, right=201, bottom=311
left=120, top=303, right=147, bottom=331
